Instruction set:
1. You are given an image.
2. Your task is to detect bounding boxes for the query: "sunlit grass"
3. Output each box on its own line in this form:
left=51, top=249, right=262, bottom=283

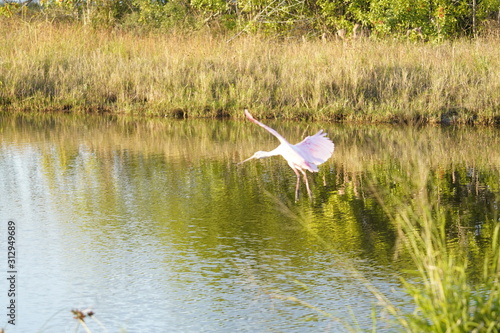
left=2, top=18, right=500, bottom=123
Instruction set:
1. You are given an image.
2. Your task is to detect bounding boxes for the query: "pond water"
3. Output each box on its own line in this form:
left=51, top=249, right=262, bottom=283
left=0, top=113, right=499, bottom=332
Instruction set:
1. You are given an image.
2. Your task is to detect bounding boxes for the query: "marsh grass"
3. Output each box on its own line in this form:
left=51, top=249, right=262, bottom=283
left=2, top=18, right=500, bottom=123
left=371, top=162, right=500, bottom=332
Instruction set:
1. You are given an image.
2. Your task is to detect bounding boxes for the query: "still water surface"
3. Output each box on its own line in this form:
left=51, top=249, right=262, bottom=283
left=0, top=113, right=499, bottom=332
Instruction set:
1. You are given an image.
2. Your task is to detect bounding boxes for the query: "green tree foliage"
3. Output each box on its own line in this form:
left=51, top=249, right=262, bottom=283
left=130, top=0, right=188, bottom=29
left=316, top=0, right=370, bottom=31
left=4, top=0, right=500, bottom=38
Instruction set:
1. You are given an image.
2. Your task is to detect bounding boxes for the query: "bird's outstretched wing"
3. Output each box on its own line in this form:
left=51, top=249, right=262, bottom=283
left=293, top=130, right=334, bottom=166
left=244, top=110, right=289, bottom=145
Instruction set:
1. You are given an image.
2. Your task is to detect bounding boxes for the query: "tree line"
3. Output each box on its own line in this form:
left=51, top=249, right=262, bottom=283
left=2, top=0, right=500, bottom=39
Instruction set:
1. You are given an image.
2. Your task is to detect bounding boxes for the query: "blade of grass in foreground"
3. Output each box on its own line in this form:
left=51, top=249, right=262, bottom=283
left=378, top=163, right=500, bottom=332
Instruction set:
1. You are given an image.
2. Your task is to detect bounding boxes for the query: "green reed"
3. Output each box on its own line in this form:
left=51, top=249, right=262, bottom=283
left=371, top=161, right=500, bottom=332
left=2, top=18, right=500, bottom=124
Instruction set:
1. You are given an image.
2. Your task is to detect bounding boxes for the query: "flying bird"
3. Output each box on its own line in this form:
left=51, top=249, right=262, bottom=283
left=239, top=109, right=334, bottom=200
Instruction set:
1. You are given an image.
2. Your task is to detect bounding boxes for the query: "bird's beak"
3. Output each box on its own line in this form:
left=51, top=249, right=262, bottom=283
left=237, top=155, right=255, bottom=165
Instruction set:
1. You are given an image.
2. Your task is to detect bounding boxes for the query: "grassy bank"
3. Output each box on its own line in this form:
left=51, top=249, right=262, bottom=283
left=2, top=18, right=500, bottom=124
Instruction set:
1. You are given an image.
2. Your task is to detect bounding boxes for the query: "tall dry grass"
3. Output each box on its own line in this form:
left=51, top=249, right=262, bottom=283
left=2, top=19, right=500, bottom=123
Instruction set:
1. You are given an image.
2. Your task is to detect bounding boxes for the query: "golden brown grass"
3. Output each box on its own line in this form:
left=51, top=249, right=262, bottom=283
left=1, top=18, right=500, bottom=123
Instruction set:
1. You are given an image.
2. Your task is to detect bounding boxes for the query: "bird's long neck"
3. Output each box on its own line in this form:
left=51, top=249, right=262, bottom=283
left=263, top=147, right=282, bottom=158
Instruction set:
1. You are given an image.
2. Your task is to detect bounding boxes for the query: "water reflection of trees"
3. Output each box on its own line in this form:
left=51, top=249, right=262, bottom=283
left=2, top=113, right=499, bottom=271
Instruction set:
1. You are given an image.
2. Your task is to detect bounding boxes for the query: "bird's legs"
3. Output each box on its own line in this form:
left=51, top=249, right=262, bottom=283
left=300, top=169, right=312, bottom=199
left=293, top=168, right=301, bottom=201
left=292, top=168, right=312, bottom=200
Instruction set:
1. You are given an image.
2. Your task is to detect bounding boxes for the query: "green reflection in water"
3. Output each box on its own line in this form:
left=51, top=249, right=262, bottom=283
left=2, top=113, right=499, bottom=264
left=1, top=112, right=499, bottom=330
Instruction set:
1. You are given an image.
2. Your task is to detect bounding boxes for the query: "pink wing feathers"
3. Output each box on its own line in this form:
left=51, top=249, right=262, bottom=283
left=293, top=130, right=334, bottom=167
left=244, top=109, right=334, bottom=171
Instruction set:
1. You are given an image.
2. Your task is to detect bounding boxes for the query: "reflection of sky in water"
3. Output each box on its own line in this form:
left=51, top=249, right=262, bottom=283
left=0, top=115, right=498, bottom=331
left=0, top=144, right=401, bottom=331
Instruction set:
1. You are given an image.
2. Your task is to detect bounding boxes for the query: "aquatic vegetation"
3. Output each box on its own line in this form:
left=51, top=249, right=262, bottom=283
left=370, top=161, right=500, bottom=332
